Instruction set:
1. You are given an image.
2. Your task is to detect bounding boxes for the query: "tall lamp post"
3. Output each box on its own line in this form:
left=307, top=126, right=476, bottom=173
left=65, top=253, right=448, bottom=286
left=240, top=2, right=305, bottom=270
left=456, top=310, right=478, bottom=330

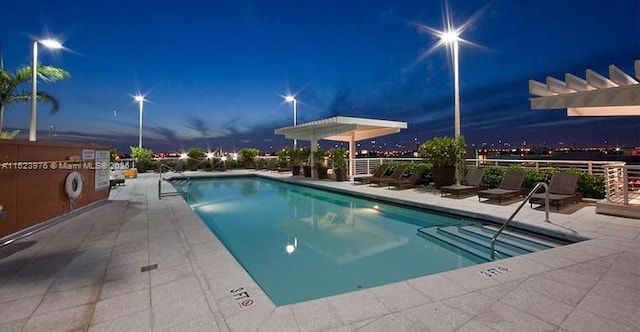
left=29, top=39, right=63, bottom=141
left=134, top=95, right=145, bottom=148
left=440, top=31, right=461, bottom=139
left=284, top=95, right=297, bottom=148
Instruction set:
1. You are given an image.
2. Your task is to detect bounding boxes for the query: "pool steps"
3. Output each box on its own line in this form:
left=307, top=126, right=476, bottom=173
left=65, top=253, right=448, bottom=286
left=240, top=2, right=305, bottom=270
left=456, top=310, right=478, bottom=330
left=417, top=225, right=560, bottom=261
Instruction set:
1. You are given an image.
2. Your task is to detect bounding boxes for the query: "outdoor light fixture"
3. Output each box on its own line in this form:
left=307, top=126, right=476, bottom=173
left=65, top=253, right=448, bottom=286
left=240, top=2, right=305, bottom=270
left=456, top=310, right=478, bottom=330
left=284, top=95, right=297, bottom=148
left=134, top=94, right=146, bottom=148
left=29, top=38, right=63, bottom=141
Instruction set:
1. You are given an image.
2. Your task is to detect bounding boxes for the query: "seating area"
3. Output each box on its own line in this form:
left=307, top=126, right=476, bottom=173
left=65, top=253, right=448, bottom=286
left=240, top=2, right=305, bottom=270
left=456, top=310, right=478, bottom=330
left=440, top=168, right=485, bottom=197
left=529, top=171, right=582, bottom=210
left=388, top=166, right=429, bottom=190
left=477, top=170, right=525, bottom=203
left=353, top=163, right=389, bottom=184
left=367, top=164, right=408, bottom=186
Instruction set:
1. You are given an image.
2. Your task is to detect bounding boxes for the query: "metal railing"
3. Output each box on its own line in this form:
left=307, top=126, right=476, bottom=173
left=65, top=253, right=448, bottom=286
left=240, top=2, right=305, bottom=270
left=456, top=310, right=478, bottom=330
left=158, top=164, right=190, bottom=199
left=347, top=157, right=619, bottom=178
left=490, top=182, right=550, bottom=259
left=601, top=163, right=640, bottom=205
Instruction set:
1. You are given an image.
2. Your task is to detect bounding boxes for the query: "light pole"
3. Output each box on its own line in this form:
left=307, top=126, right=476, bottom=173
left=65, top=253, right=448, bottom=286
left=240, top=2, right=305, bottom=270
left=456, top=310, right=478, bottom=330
left=285, top=95, right=297, bottom=148
left=134, top=95, right=145, bottom=148
left=29, top=39, right=63, bottom=141
left=440, top=31, right=461, bottom=139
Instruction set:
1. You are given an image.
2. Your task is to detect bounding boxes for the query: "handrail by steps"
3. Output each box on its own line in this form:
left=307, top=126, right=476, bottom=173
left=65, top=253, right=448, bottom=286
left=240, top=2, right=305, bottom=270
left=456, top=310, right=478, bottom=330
left=158, top=164, right=191, bottom=199
left=490, top=181, right=550, bottom=259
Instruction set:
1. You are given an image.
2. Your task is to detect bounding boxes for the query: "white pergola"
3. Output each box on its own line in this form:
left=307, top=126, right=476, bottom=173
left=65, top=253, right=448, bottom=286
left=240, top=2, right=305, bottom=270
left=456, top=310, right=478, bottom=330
left=529, top=59, right=640, bottom=115
left=274, top=116, right=407, bottom=178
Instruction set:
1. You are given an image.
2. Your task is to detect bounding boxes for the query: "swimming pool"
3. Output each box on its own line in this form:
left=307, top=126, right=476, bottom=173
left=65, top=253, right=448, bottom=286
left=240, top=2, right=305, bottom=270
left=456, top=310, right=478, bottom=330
left=181, top=176, right=562, bottom=306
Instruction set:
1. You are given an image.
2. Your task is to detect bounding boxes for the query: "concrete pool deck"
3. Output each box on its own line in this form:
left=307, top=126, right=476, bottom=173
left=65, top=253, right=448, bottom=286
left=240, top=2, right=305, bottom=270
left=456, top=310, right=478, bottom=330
left=0, top=170, right=639, bottom=331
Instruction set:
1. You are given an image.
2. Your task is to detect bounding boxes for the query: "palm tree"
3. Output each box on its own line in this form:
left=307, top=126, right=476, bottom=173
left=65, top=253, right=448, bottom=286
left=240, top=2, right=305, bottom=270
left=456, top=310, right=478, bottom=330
left=0, top=65, right=70, bottom=134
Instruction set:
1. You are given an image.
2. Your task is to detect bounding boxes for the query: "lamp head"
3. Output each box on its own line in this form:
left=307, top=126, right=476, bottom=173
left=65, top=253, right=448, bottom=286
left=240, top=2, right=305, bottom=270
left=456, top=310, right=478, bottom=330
left=39, top=39, right=63, bottom=49
left=440, top=31, right=459, bottom=44
left=134, top=95, right=145, bottom=103
left=284, top=95, right=296, bottom=103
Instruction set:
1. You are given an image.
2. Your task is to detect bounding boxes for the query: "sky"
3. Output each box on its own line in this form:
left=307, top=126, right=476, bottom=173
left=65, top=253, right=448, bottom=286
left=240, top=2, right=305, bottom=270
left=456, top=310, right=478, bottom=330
left=1, top=0, right=639, bottom=153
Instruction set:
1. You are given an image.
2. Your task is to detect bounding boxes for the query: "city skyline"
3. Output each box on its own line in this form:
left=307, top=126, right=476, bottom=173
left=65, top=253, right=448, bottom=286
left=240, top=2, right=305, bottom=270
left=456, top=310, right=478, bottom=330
left=1, top=0, right=638, bottom=153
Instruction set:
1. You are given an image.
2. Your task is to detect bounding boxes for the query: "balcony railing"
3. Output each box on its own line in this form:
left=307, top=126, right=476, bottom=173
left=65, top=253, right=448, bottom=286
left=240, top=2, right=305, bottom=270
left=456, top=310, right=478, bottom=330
left=601, top=163, right=640, bottom=205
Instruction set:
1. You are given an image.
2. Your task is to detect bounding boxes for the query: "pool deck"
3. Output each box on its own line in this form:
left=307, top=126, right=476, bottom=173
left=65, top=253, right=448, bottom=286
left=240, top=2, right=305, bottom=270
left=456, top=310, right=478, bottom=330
left=1, top=170, right=639, bottom=331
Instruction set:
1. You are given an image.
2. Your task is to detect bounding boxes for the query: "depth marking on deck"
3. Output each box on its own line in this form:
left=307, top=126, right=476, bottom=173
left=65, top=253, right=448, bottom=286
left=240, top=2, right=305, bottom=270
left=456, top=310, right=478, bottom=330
left=479, top=266, right=509, bottom=277
left=230, top=287, right=254, bottom=308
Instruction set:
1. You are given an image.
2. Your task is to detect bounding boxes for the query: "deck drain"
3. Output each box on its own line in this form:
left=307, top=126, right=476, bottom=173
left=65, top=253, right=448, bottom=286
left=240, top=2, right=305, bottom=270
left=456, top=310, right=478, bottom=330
left=141, top=264, right=158, bottom=272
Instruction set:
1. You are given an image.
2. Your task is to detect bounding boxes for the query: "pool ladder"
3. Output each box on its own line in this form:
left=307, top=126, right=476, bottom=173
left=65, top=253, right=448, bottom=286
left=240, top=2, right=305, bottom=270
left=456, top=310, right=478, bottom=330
left=490, top=182, right=550, bottom=259
left=158, top=164, right=190, bottom=199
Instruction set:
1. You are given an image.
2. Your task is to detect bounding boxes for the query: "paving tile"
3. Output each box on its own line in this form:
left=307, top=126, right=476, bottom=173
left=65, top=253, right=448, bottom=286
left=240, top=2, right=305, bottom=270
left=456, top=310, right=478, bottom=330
left=369, top=281, right=431, bottom=312
left=354, top=312, right=418, bottom=332
left=88, top=309, right=151, bottom=332
left=474, top=302, right=556, bottom=331
left=442, top=291, right=498, bottom=315
left=150, top=276, right=203, bottom=306
left=327, top=290, right=389, bottom=325
left=609, top=251, right=640, bottom=275
left=91, top=289, right=150, bottom=325
left=601, top=268, right=640, bottom=290
left=439, top=264, right=502, bottom=292
left=0, top=295, right=42, bottom=324
left=22, top=304, right=92, bottom=332
left=35, top=284, right=100, bottom=315
left=149, top=262, right=196, bottom=287
left=406, top=274, right=467, bottom=301
left=560, top=308, right=637, bottom=332
left=398, top=301, right=472, bottom=331
left=151, top=294, right=212, bottom=330
left=498, top=286, right=573, bottom=325
left=158, top=313, right=220, bottom=332
left=518, top=275, right=587, bottom=307
left=590, top=279, right=640, bottom=307
left=290, top=298, right=344, bottom=332
left=456, top=319, right=500, bottom=332
left=0, top=318, right=27, bottom=331
left=99, top=272, right=149, bottom=300
left=256, top=306, right=298, bottom=332
left=107, top=250, right=149, bottom=269
left=0, top=278, right=54, bottom=303
left=577, top=292, right=640, bottom=329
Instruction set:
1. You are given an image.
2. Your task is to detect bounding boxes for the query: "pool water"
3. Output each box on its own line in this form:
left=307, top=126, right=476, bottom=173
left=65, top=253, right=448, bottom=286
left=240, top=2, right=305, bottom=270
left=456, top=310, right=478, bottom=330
left=182, top=177, right=550, bottom=306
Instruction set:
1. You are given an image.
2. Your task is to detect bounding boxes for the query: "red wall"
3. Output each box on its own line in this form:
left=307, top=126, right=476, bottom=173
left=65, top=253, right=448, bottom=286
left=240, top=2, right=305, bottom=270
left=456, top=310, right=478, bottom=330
left=0, top=140, right=110, bottom=238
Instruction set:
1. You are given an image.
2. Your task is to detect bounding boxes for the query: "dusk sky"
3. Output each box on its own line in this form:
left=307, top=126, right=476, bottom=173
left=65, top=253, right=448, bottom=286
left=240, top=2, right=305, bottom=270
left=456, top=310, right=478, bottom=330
left=1, top=0, right=638, bottom=153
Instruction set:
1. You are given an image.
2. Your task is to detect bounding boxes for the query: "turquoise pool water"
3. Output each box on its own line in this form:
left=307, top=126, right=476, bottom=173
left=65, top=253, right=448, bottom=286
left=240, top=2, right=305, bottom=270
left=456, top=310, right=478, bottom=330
left=182, top=177, right=541, bottom=306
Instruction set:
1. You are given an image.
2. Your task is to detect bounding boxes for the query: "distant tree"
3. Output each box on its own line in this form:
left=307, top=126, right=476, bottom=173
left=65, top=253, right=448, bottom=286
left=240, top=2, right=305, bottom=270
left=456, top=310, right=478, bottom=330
left=0, top=64, right=70, bottom=133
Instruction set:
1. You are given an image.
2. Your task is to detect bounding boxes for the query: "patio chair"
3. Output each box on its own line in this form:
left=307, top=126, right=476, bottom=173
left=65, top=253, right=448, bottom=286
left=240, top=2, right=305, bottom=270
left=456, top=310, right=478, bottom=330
left=353, top=163, right=389, bottom=185
left=387, top=166, right=429, bottom=190
left=440, top=168, right=485, bottom=197
left=368, top=164, right=408, bottom=186
left=477, top=170, right=525, bottom=203
left=529, top=172, right=582, bottom=210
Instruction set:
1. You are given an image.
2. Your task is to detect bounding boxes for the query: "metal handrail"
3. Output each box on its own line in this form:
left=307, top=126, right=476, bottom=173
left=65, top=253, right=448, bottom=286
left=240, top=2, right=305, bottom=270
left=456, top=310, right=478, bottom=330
left=490, top=182, right=550, bottom=259
left=158, top=164, right=191, bottom=199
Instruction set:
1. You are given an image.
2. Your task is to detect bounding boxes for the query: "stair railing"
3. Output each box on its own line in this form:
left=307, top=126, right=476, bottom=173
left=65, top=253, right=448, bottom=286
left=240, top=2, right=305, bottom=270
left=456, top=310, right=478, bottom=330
left=490, top=181, right=549, bottom=259
left=158, top=164, right=191, bottom=199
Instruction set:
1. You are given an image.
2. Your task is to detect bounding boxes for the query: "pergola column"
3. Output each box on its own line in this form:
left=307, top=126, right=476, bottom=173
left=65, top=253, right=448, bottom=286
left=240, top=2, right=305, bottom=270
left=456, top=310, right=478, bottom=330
left=349, top=133, right=355, bottom=178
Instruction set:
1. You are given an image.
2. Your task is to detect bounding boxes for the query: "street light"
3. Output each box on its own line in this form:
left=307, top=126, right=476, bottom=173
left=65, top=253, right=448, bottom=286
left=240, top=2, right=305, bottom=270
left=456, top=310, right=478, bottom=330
left=29, top=38, right=63, bottom=141
left=134, top=95, right=145, bottom=148
left=440, top=31, right=461, bottom=139
left=284, top=95, right=297, bottom=148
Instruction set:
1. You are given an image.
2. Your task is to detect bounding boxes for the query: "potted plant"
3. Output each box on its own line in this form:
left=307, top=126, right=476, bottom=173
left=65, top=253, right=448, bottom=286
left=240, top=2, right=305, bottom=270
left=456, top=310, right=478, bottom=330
left=313, top=148, right=328, bottom=179
left=288, top=147, right=302, bottom=175
left=330, top=147, right=348, bottom=181
left=418, top=136, right=466, bottom=188
left=130, top=146, right=153, bottom=174
left=186, top=147, right=205, bottom=171
left=301, top=148, right=312, bottom=177
left=239, top=148, right=259, bottom=169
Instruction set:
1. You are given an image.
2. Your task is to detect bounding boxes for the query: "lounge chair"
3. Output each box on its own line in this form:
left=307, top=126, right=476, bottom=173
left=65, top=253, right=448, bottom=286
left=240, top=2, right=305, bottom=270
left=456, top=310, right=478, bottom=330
left=387, top=166, right=429, bottom=190
left=529, top=172, right=582, bottom=210
left=368, top=164, right=408, bottom=186
left=477, top=170, right=525, bottom=203
left=353, top=163, right=389, bottom=185
left=440, top=168, right=485, bottom=197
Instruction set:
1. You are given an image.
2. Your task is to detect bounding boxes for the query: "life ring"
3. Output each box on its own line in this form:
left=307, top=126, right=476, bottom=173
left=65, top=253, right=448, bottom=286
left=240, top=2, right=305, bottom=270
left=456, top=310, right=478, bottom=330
left=65, top=171, right=83, bottom=199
